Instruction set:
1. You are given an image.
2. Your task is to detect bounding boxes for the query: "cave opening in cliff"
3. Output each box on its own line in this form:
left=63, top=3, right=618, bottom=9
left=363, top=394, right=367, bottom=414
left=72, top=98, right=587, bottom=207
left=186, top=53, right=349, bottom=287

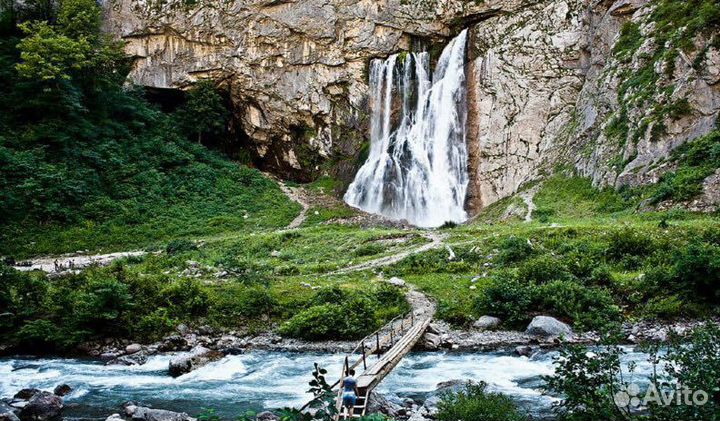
left=143, top=86, right=255, bottom=163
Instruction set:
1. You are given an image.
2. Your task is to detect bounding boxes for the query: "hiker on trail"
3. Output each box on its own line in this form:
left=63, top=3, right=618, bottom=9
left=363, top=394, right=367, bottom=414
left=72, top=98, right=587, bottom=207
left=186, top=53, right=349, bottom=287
left=341, top=368, right=359, bottom=415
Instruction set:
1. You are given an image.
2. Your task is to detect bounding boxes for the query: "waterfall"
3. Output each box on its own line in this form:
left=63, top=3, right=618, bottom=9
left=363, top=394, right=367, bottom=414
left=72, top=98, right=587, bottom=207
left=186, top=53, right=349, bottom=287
left=344, top=30, right=469, bottom=228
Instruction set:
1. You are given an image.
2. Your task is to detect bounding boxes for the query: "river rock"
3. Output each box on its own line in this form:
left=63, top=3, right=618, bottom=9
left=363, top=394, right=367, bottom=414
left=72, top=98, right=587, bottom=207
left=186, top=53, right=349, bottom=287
left=126, top=405, right=195, bottom=421
left=108, top=351, right=148, bottom=366
left=515, top=346, right=533, bottom=357
left=158, top=336, right=188, bottom=352
left=19, top=392, right=63, bottom=421
left=423, top=333, right=442, bottom=350
left=366, top=392, right=401, bottom=418
left=125, top=344, right=142, bottom=354
left=105, top=414, right=124, bottom=421
left=13, top=390, right=39, bottom=401
left=473, top=316, right=501, bottom=330
left=254, top=412, right=278, bottom=421
left=525, top=316, right=573, bottom=338
left=0, top=402, right=20, bottom=421
left=168, top=346, right=223, bottom=377
left=52, top=385, right=71, bottom=397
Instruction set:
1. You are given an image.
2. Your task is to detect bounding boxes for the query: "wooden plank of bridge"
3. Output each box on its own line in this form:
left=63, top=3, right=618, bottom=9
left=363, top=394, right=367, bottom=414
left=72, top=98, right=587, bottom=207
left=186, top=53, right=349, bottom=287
left=356, top=311, right=433, bottom=391
left=337, top=308, right=434, bottom=419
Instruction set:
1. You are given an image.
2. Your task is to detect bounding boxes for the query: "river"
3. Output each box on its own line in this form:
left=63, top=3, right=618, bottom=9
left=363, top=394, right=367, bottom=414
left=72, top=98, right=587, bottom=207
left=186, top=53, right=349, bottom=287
left=0, top=349, right=655, bottom=420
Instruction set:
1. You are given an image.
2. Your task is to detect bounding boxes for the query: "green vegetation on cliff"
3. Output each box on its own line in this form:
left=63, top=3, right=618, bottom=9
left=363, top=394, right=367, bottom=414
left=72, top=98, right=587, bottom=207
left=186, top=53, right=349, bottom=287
left=0, top=0, right=298, bottom=258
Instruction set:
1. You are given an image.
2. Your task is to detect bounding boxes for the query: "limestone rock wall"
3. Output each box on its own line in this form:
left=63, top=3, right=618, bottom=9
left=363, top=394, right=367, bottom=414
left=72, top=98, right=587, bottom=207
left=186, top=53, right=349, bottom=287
left=105, top=0, right=719, bottom=211
left=104, top=0, right=524, bottom=181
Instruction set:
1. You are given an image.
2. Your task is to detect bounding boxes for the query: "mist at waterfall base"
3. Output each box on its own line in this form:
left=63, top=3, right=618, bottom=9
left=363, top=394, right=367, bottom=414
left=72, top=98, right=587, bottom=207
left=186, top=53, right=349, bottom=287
left=344, top=30, right=470, bottom=228
left=1, top=349, right=658, bottom=420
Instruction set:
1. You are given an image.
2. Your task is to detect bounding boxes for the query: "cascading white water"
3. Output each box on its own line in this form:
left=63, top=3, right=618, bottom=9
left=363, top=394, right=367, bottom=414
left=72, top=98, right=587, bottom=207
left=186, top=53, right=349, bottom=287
left=344, top=30, right=469, bottom=228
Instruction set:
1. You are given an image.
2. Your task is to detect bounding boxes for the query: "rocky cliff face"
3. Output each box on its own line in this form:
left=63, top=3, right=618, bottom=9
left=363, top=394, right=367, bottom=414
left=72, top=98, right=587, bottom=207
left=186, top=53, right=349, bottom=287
left=103, top=0, right=517, bottom=181
left=465, top=0, right=719, bottom=211
left=105, top=0, right=719, bottom=211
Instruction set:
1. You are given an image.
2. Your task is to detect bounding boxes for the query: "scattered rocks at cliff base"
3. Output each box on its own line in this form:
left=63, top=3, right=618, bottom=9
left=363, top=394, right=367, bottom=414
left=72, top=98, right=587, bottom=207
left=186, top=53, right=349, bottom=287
left=18, top=392, right=63, bottom=421
left=168, top=346, right=223, bottom=377
left=525, top=316, right=573, bottom=339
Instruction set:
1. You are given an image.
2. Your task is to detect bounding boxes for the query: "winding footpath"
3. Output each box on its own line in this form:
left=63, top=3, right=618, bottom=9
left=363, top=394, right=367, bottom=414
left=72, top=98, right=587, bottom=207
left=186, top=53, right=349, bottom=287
left=331, top=231, right=446, bottom=274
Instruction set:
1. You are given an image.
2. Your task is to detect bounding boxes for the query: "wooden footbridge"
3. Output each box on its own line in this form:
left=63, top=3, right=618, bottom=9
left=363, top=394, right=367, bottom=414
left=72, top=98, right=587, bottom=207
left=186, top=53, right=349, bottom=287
left=305, top=291, right=435, bottom=419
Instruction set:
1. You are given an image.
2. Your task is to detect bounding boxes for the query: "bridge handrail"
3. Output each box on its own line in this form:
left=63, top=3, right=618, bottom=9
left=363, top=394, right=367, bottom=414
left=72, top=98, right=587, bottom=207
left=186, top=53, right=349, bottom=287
left=300, top=309, right=421, bottom=412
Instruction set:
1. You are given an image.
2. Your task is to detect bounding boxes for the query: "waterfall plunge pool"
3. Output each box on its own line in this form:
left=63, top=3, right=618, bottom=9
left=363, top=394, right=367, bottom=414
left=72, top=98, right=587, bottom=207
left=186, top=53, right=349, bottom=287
left=0, top=349, right=655, bottom=420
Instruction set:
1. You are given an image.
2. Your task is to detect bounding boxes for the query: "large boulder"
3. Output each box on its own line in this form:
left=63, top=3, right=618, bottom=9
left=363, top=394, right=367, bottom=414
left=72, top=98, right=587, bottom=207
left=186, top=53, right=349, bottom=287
left=168, top=346, right=223, bottom=377
left=366, top=392, right=402, bottom=418
left=525, top=316, right=573, bottom=338
left=0, top=402, right=20, bottom=421
left=19, top=392, right=63, bottom=421
left=472, top=316, right=501, bottom=330
left=422, top=333, right=442, bottom=350
left=125, top=344, right=142, bottom=354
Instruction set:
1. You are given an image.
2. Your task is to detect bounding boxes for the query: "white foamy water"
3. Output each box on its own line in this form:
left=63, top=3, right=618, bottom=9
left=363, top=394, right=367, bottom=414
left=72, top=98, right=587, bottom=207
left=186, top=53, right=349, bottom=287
left=344, top=30, right=470, bottom=228
left=0, top=349, right=655, bottom=420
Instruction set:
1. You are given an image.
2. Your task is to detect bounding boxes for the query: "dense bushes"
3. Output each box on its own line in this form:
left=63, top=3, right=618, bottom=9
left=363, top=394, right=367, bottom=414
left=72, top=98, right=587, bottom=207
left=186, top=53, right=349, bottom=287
left=652, top=130, right=720, bottom=203
left=279, top=284, right=409, bottom=340
left=0, top=261, right=288, bottom=351
left=474, top=274, right=620, bottom=330
left=436, top=382, right=527, bottom=421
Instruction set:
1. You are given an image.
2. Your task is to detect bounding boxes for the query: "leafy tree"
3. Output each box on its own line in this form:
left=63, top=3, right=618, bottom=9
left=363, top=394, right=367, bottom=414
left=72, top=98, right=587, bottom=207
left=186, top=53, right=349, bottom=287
left=57, top=0, right=100, bottom=40
left=176, top=80, right=229, bottom=144
left=16, top=20, right=92, bottom=81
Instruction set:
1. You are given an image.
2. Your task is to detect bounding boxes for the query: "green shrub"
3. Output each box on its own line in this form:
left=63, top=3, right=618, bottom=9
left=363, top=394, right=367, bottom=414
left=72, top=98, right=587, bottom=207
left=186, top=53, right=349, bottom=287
left=278, top=304, right=344, bottom=340
left=474, top=275, right=533, bottom=328
left=161, top=278, right=210, bottom=318
left=517, top=255, right=573, bottom=284
left=313, top=285, right=347, bottom=305
left=437, top=382, right=527, bottom=421
left=209, top=285, right=277, bottom=325
left=437, top=300, right=475, bottom=327
left=655, top=241, right=720, bottom=302
left=15, top=319, right=62, bottom=350
left=497, top=236, right=533, bottom=264
left=534, top=280, right=620, bottom=331
left=640, top=295, right=687, bottom=319
left=134, top=308, right=175, bottom=341
left=352, top=243, right=385, bottom=257
left=166, top=239, right=197, bottom=255
left=280, top=295, right=379, bottom=340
